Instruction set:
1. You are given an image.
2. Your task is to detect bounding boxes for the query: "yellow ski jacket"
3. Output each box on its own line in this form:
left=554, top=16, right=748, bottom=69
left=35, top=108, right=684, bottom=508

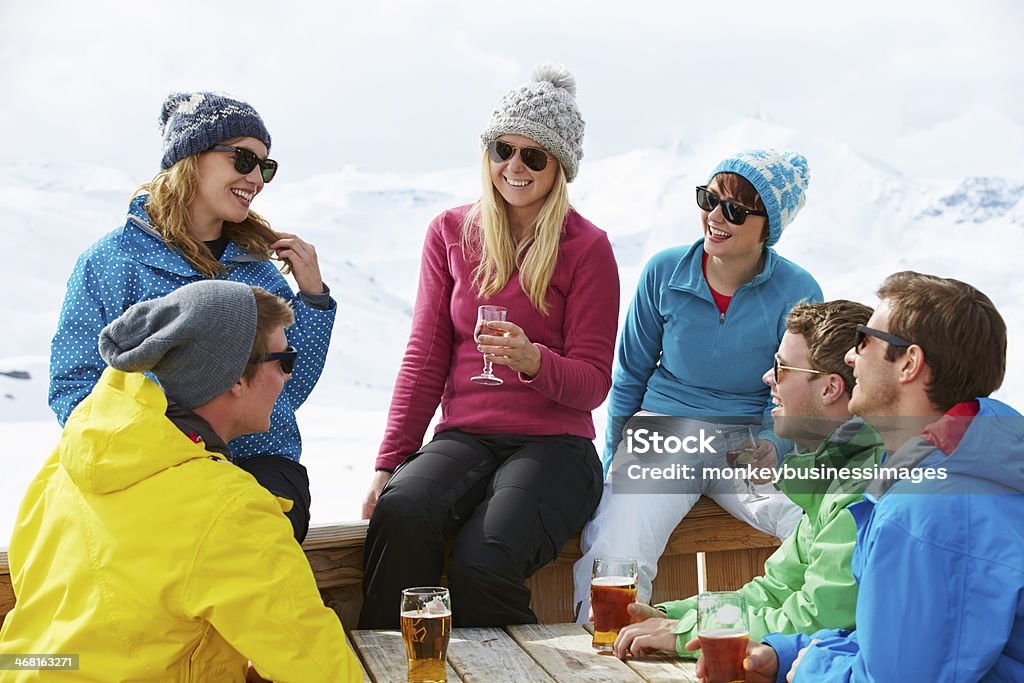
left=0, top=369, right=362, bottom=682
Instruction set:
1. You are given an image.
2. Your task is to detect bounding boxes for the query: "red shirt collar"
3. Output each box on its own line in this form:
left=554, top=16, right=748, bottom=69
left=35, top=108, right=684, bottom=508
left=920, top=401, right=980, bottom=454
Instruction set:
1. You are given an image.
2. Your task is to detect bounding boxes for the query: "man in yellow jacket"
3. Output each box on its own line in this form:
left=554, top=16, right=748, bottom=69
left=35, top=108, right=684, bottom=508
left=0, top=281, right=362, bottom=682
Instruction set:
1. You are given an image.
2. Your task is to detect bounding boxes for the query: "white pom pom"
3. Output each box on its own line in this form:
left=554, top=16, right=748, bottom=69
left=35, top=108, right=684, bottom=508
left=531, top=63, right=577, bottom=96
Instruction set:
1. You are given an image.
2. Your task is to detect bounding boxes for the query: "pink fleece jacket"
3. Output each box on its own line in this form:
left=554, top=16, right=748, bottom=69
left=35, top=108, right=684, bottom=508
left=376, top=204, right=620, bottom=471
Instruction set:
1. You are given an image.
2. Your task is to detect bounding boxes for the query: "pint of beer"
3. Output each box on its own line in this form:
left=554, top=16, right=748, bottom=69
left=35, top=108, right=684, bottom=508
left=400, top=587, right=452, bottom=683
left=696, top=591, right=749, bottom=683
left=590, top=557, right=638, bottom=651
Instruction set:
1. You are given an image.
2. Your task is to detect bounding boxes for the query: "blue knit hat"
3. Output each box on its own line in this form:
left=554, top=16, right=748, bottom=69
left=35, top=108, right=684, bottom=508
left=709, top=149, right=810, bottom=247
left=159, top=92, right=272, bottom=169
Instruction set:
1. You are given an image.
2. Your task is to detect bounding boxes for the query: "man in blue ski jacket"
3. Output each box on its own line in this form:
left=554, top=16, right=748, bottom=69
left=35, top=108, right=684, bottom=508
left=690, top=271, right=1024, bottom=682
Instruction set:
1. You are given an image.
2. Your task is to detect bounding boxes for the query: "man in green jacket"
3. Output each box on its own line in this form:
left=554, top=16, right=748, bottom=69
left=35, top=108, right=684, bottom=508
left=613, top=299, right=884, bottom=660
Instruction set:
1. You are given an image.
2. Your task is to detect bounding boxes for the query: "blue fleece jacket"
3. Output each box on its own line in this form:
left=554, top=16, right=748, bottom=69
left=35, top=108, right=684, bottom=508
left=603, top=239, right=822, bottom=473
left=764, top=397, right=1024, bottom=682
left=48, top=194, right=337, bottom=462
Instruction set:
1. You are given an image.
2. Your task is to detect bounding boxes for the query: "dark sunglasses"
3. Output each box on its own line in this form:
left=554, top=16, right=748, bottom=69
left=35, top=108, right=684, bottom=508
left=854, top=325, right=913, bottom=354
left=773, top=354, right=830, bottom=384
left=260, top=346, right=297, bottom=374
left=210, top=145, right=279, bottom=183
left=696, top=186, right=768, bottom=225
left=486, top=140, right=551, bottom=172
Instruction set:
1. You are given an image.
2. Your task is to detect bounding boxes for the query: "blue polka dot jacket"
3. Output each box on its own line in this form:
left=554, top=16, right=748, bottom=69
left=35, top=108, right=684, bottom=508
left=48, top=194, right=337, bottom=462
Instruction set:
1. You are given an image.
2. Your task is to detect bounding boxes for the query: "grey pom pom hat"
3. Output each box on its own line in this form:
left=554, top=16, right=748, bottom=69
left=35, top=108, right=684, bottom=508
left=98, top=281, right=258, bottom=409
left=480, top=63, right=586, bottom=182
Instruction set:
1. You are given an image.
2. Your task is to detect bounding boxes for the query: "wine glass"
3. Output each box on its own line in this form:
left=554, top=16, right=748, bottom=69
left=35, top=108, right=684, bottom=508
left=724, top=425, right=768, bottom=502
left=471, top=305, right=507, bottom=386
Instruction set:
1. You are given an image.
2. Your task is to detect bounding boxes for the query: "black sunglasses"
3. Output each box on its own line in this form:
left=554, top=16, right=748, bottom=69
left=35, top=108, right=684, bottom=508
left=260, top=346, right=297, bottom=374
left=210, top=145, right=278, bottom=183
left=854, top=325, right=913, bottom=354
left=696, top=186, right=768, bottom=225
left=486, top=140, right=551, bottom=172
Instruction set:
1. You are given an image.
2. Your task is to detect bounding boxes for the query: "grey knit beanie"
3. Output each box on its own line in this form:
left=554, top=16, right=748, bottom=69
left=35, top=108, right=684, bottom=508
left=480, top=63, right=585, bottom=182
left=159, top=91, right=272, bottom=169
left=98, top=281, right=258, bottom=409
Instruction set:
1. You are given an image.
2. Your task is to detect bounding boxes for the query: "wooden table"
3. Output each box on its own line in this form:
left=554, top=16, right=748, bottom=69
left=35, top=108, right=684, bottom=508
left=351, top=623, right=697, bottom=682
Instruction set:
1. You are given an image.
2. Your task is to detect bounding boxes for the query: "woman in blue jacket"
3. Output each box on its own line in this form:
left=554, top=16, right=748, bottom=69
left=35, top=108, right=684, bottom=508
left=574, top=149, right=822, bottom=620
left=48, top=92, right=335, bottom=542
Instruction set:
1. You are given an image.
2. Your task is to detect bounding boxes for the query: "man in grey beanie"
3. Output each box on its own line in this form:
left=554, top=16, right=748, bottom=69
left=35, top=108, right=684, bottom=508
left=0, top=280, right=363, bottom=681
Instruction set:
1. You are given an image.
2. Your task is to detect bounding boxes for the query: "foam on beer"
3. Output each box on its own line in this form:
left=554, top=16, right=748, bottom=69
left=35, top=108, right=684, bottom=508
left=591, top=576, right=636, bottom=587
left=401, top=609, right=452, bottom=619
left=698, top=628, right=750, bottom=638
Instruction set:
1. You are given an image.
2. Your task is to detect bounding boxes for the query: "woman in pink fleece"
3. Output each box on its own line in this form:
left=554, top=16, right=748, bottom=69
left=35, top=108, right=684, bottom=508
left=358, top=64, right=620, bottom=628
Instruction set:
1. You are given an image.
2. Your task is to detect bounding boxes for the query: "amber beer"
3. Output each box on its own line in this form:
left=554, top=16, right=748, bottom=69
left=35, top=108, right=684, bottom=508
left=400, top=587, right=452, bottom=683
left=400, top=610, right=451, bottom=683
left=698, top=628, right=749, bottom=683
left=590, top=575, right=637, bottom=650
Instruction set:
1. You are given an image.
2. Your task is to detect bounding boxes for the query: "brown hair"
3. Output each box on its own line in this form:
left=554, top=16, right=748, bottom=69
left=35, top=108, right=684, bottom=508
left=134, top=143, right=288, bottom=279
left=711, top=172, right=769, bottom=243
left=786, top=300, right=873, bottom=397
left=878, top=271, right=1006, bottom=410
left=243, top=287, right=295, bottom=380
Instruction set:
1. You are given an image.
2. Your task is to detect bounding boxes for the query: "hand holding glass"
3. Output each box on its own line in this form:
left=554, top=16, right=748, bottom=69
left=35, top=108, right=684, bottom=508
left=590, top=557, right=638, bottom=652
left=724, top=425, right=768, bottom=502
left=697, top=591, right=749, bottom=683
left=471, top=305, right=507, bottom=386
left=400, top=587, right=451, bottom=683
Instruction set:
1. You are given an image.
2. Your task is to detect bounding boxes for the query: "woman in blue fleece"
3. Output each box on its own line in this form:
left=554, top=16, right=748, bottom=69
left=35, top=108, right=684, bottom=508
left=47, top=92, right=335, bottom=542
left=573, top=149, right=822, bottom=621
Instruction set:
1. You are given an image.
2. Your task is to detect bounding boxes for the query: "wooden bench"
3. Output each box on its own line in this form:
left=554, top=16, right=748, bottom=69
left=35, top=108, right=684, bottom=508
left=0, top=497, right=779, bottom=630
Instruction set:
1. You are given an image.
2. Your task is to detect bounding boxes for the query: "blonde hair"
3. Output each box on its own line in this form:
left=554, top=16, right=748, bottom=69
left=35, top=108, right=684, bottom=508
left=461, top=151, right=569, bottom=314
left=133, top=148, right=286, bottom=279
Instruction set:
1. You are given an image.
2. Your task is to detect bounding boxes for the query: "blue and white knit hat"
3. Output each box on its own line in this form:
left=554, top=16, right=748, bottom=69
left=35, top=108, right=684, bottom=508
left=159, top=92, right=272, bottom=169
left=480, top=63, right=585, bottom=182
left=709, top=149, right=810, bottom=247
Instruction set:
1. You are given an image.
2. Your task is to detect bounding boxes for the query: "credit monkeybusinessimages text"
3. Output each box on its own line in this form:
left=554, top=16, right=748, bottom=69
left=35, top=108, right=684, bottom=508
left=625, top=462, right=949, bottom=485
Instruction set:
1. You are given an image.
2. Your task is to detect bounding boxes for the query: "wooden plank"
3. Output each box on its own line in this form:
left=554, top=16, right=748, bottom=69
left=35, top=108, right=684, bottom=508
left=0, top=550, right=12, bottom=630
left=662, top=513, right=780, bottom=556
left=582, top=622, right=697, bottom=682
left=447, top=627, right=555, bottom=683
left=526, top=560, right=577, bottom=624
left=704, top=547, right=776, bottom=591
left=350, top=629, right=461, bottom=683
left=650, top=553, right=699, bottom=606
left=506, top=623, right=644, bottom=682
left=345, top=629, right=373, bottom=683
left=303, top=520, right=369, bottom=551
left=623, top=653, right=698, bottom=683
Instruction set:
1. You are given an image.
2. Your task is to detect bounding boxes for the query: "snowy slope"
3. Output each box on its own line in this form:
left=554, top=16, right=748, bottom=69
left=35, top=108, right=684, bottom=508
left=1, top=117, right=1022, bottom=538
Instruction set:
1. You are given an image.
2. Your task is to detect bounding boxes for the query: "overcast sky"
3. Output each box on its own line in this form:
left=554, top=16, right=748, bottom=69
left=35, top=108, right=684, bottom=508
left=2, top=0, right=1022, bottom=183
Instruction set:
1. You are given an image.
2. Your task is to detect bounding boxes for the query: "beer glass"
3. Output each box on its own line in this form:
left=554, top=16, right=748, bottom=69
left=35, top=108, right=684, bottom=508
left=400, top=586, right=452, bottom=683
left=470, top=305, right=507, bottom=385
left=724, top=425, right=768, bottom=502
left=590, top=557, right=638, bottom=652
left=696, top=591, right=749, bottom=683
